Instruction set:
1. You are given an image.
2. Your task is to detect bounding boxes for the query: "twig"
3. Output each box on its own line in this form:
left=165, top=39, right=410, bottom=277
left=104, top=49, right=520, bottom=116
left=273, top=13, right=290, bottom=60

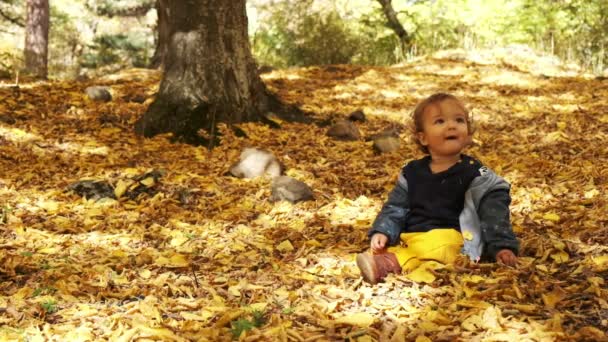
left=191, top=265, right=199, bottom=289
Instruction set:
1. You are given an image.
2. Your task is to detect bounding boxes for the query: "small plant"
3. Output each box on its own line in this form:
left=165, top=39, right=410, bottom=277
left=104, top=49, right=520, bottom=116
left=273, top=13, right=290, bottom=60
left=230, top=310, right=266, bottom=338
left=230, top=318, right=255, bottom=338
left=0, top=205, right=11, bottom=224
left=20, top=251, right=33, bottom=257
left=252, top=310, right=266, bottom=327
left=41, top=300, right=58, bottom=314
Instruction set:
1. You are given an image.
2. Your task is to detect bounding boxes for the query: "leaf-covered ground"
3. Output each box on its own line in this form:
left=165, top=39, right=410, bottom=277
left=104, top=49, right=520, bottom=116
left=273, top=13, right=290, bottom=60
left=0, top=50, right=607, bottom=341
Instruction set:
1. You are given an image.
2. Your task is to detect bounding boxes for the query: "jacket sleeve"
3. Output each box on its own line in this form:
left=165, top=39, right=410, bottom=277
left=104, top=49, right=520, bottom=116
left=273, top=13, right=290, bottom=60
left=367, top=174, right=409, bottom=246
left=478, top=188, right=520, bottom=260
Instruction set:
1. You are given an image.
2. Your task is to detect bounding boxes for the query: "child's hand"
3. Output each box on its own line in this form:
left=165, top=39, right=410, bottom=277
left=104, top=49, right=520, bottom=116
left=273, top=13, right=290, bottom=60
left=496, top=249, right=517, bottom=266
left=370, top=233, right=389, bottom=253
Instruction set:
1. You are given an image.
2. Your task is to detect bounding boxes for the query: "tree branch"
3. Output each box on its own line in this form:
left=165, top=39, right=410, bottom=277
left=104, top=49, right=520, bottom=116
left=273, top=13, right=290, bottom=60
left=376, top=0, right=410, bottom=45
left=0, top=6, right=24, bottom=27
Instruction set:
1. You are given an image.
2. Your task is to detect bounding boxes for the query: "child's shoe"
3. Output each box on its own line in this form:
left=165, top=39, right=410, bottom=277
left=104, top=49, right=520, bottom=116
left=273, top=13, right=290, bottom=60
left=356, top=252, right=401, bottom=284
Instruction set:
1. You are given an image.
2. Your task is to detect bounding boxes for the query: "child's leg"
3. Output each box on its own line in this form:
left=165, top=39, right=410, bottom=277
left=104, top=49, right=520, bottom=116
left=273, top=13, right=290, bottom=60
left=397, top=229, right=464, bottom=267
left=357, top=229, right=463, bottom=284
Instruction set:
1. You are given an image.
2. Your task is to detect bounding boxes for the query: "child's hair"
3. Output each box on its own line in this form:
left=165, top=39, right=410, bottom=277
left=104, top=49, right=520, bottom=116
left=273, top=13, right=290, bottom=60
left=411, top=93, right=475, bottom=153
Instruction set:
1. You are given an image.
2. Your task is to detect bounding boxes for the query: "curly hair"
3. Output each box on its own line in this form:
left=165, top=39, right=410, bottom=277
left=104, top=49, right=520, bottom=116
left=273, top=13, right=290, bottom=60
left=411, top=93, right=475, bottom=153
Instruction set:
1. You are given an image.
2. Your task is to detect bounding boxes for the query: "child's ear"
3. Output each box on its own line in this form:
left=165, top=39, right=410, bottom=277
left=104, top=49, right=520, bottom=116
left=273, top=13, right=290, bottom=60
left=417, top=132, right=428, bottom=146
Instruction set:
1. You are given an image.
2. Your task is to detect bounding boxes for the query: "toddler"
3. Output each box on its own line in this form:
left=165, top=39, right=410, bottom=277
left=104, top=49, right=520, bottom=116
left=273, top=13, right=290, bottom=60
left=357, top=93, right=519, bottom=284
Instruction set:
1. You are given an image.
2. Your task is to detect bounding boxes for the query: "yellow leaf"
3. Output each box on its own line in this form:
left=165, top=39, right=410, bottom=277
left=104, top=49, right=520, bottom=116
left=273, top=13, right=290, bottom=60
left=139, top=269, right=151, bottom=279
left=155, top=254, right=189, bottom=268
left=542, top=213, right=560, bottom=222
left=419, top=321, right=438, bottom=332
left=415, top=336, right=432, bottom=342
left=591, top=255, right=608, bottom=271
left=215, top=309, right=244, bottom=327
left=276, top=240, right=294, bottom=252
left=38, top=247, right=58, bottom=254
left=180, top=311, right=213, bottom=322
left=38, top=200, right=59, bottom=213
left=305, top=239, right=321, bottom=247
left=140, top=177, right=155, bottom=187
left=114, top=180, right=128, bottom=198
left=550, top=250, right=569, bottom=263
left=462, top=231, right=473, bottom=240
left=170, top=234, right=189, bottom=247
left=542, top=287, right=566, bottom=309
left=335, top=312, right=375, bottom=327
left=406, top=267, right=435, bottom=283
left=461, top=314, right=483, bottom=331
left=481, top=306, right=501, bottom=330
left=248, top=303, right=268, bottom=312
left=584, top=189, right=599, bottom=199
left=228, top=285, right=241, bottom=297
left=510, top=304, right=538, bottom=314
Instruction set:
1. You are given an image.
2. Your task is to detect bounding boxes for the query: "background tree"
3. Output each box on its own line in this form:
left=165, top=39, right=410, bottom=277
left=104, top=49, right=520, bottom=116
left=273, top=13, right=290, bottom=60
left=376, top=0, right=411, bottom=56
left=135, top=0, right=307, bottom=145
left=150, top=0, right=168, bottom=69
left=24, top=0, right=49, bottom=78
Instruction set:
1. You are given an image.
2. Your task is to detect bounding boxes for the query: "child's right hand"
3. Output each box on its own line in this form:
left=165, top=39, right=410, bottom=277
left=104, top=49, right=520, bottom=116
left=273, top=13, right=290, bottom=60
left=370, top=233, right=389, bottom=253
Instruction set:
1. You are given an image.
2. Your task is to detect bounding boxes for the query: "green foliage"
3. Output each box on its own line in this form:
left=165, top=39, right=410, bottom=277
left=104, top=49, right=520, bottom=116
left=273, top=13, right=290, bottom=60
left=40, top=300, right=58, bottom=314
left=250, top=0, right=608, bottom=73
left=80, top=33, right=151, bottom=69
left=230, top=310, right=266, bottom=338
left=251, top=2, right=401, bottom=67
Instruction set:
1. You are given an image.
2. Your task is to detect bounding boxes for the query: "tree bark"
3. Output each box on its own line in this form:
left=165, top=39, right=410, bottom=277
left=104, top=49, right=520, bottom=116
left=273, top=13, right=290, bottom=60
left=24, top=0, right=49, bottom=79
left=377, top=0, right=411, bottom=51
left=150, top=0, right=169, bottom=69
left=135, top=0, right=307, bottom=145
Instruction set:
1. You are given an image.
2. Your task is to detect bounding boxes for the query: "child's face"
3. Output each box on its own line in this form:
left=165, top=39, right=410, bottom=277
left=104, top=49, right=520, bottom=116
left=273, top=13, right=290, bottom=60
left=417, top=99, right=471, bottom=158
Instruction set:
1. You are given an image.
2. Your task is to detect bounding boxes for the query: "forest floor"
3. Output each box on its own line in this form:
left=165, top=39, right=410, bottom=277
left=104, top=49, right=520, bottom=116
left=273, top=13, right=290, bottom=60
left=0, top=50, right=607, bottom=341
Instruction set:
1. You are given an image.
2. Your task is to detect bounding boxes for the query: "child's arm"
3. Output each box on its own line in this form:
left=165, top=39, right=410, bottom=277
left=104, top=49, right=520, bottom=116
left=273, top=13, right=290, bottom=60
left=367, top=175, right=409, bottom=250
left=478, top=189, right=519, bottom=264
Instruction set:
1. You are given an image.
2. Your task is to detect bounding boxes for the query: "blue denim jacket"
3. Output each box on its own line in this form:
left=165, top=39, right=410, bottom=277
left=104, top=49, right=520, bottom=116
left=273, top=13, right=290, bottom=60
left=368, top=166, right=519, bottom=261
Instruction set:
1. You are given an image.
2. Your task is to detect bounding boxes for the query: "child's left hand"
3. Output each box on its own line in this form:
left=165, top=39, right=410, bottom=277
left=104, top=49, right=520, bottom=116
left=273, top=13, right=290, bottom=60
left=496, top=249, right=517, bottom=266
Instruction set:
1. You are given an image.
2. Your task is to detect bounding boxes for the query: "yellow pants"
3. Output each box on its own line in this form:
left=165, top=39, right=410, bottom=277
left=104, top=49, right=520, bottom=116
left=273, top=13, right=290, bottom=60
left=387, top=229, right=464, bottom=272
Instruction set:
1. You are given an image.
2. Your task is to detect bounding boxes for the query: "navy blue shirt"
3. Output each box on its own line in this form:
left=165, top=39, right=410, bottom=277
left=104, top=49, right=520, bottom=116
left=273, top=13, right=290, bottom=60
left=403, top=154, right=483, bottom=232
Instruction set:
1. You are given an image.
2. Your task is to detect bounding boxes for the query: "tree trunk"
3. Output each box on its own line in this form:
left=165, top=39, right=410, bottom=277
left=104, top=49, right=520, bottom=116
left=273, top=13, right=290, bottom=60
left=377, top=0, right=410, bottom=53
left=150, top=0, right=169, bottom=69
left=24, top=0, right=49, bottom=79
left=135, top=0, right=306, bottom=145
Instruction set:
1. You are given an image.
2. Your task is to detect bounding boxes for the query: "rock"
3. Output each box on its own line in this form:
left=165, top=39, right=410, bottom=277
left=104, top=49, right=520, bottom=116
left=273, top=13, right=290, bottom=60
left=85, top=86, right=112, bottom=102
left=68, top=180, right=115, bottom=200
left=347, top=110, right=366, bottom=122
left=270, top=176, right=314, bottom=203
left=326, top=120, right=361, bottom=141
left=373, top=135, right=400, bottom=153
left=229, top=148, right=282, bottom=179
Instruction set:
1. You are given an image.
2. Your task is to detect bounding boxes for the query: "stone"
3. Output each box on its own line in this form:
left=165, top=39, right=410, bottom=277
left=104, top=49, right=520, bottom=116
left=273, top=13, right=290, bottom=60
left=229, top=148, right=282, bottom=179
left=270, top=176, right=314, bottom=203
left=347, top=110, right=366, bottom=122
left=68, top=180, right=115, bottom=200
left=326, top=120, right=361, bottom=141
left=373, top=135, right=400, bottom=153
left=85, top=86, right=112, bottom=102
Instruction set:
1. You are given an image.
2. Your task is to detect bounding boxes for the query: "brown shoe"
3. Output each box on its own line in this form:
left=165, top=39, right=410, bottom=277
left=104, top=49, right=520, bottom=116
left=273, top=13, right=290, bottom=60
left=356, top=252, right=401, bottom=284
